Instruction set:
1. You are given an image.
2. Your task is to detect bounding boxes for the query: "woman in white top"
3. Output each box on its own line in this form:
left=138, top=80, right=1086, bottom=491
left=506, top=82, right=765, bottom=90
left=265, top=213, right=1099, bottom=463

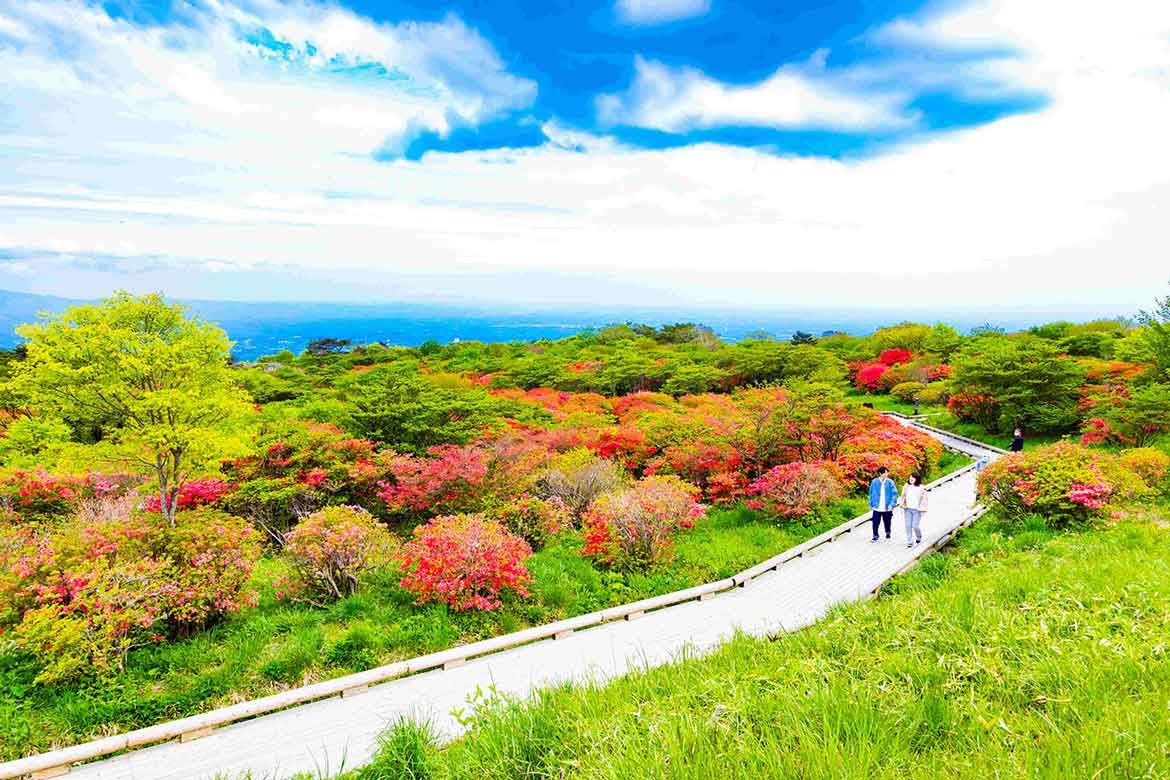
left=898, top=472, right=928, bottom=547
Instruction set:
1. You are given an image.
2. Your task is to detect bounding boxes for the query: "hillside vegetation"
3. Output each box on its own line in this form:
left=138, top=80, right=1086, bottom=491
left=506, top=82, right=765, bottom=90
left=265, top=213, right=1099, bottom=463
left=0, top=288, right=1168, bottom=761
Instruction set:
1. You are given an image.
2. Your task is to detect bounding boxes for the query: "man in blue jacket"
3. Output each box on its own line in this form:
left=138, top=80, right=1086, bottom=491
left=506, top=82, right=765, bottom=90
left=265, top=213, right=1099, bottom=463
left=869, top=466, right=899, bottom=542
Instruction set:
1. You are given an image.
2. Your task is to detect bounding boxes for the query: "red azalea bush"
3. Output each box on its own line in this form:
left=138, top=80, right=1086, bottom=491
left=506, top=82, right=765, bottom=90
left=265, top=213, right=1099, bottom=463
left=840, top=418, right=942, bottom=476
left=581, top=475, right=705, bottom=569
left=745, top=462, right=846, bottom=519
left=4, top=508, right=261, bottom=683
left=947, top=393, right=999, bottom=427
left=487, top=495, right=571, bottom=549
left=879, top=348, right=913, bottom=366
left=853, top=362, right=889, bottom=392
left=280, top=506, right=400, bottom=604
left=377, top=445, right=492, bottom=516
left=976, top=442, right=1148, bottom=527
left=399, top=514, right=532, bottom=611
left=142, top=479, right=232, bottom=513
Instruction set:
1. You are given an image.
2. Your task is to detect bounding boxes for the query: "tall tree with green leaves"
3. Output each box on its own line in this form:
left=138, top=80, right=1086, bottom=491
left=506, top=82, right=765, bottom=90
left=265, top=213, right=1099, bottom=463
left=1138, top=283, right=1170, bottom=382
left=10, top=292, right=250, bottom=524
left=950, top=336, right=1086, bottom=434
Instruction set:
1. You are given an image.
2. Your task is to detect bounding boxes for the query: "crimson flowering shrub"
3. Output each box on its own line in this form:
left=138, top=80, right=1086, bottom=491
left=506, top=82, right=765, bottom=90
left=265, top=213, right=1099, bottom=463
left=947, top=393, right=999, bottom=428
left=976, top=442, right=1149, bottom=527
left=580, top=475, right=705, bottom=569
left=840, top=418, right=942, bottom=476
left=3, top=508, right=260, bottom=683
left=645, top=440, right=745, bottom=502
left=853, top=362, right=889, bottom=392
left=745, top=462, right=846, bottom=519
left=378, top=445, right=492, bottom=516
left=279, top=506, right=400, bottom=605
left=583, top=425, right=657, bottom=469
left=879, top=348, right=913, bottom=366
left=399, top=514, right=532, bottom=611
left=487, top=495, right=571, bottom=549
left=142, top=479, right=231, bottom=513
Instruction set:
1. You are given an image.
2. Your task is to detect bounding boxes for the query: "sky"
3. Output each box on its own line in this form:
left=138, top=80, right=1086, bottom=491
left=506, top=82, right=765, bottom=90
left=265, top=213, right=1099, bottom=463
left=0, top=0, right=1168, bottom=311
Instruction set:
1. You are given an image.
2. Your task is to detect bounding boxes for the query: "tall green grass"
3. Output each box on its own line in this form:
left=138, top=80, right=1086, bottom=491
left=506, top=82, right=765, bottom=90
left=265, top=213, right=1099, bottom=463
left=348, top=512, right=1170, bottom=780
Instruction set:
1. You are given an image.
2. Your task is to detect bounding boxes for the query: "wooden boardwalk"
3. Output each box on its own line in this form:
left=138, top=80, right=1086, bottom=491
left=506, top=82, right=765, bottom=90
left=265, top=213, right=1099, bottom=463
left=8, top=422, right=998, bottom=780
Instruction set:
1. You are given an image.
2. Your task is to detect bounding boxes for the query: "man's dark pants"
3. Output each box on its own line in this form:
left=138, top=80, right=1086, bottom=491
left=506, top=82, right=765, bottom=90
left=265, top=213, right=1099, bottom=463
left=871, top=511, right=893, bottom=539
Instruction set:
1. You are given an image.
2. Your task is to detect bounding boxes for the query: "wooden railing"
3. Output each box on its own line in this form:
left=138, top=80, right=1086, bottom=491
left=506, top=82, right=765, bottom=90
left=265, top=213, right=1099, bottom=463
left=0, top=418, right=996, bottom=780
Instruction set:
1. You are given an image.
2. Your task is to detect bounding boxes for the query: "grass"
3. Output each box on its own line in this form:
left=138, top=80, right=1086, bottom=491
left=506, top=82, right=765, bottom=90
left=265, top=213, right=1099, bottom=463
left=345, top=506, right=1170, bottom=780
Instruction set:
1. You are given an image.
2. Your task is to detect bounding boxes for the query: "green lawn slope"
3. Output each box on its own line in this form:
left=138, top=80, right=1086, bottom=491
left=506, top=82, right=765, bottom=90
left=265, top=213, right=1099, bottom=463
left=346, top=509, right=1170, bottom=780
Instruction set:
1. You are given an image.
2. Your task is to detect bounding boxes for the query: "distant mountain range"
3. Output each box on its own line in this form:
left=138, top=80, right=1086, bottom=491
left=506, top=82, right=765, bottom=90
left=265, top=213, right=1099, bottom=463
left=0, top=288, right=1134, bottom=362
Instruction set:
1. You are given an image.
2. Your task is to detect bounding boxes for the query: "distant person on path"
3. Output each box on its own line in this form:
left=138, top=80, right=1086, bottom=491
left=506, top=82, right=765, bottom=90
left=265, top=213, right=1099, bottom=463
left=1010, top=428, right=1024, bottom=452
left=899, top=472, right=928, bottom=548
left=913, top=396, right=920, bottom=415
left=869, top=467, right=899, bottom=542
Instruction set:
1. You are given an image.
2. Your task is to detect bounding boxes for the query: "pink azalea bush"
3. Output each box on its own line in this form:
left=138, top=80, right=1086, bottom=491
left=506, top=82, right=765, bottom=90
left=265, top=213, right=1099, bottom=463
left=977, top=442, right=1149, bottom=527
left=279, top=506, right=400, bottom=604
left=3, top=508, right=260, bottom=683
left=745, top=461, right=846, bottom=519
left=399, top=514, right=532, bottom=611
left=581, top=475, right=705, bottom=569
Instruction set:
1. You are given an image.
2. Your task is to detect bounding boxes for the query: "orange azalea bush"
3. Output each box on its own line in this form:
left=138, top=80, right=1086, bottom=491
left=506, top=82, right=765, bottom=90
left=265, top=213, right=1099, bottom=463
left=399, top=514, right=532, bottom=611
left=581, top=475, right=705, bottom=569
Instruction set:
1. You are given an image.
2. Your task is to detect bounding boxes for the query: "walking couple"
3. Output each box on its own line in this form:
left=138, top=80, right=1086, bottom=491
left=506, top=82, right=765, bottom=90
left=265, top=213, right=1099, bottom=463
left=868, top=467, right=928, bottom=547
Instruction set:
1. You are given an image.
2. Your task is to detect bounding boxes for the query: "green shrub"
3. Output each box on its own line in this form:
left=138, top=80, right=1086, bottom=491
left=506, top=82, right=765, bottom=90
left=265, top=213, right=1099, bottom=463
left=889, top=381, right=927, bottom=403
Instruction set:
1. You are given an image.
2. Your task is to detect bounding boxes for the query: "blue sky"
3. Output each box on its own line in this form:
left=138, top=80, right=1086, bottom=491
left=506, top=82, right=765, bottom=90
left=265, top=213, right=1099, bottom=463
left=0, top=0, right=1168, bottom=308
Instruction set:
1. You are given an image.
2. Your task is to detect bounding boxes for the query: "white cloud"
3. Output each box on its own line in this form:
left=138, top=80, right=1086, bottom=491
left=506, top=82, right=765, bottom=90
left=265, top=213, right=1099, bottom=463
left=614, top=0, right=710, bottom=26
left=597, top=55, right=916, bottom=132
left=1, top=0, right=1169, bottom=309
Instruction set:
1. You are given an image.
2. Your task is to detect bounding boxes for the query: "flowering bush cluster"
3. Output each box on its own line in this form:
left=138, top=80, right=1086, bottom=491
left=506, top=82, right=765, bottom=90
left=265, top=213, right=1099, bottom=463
left=2, top=508, right=260, bottom=683
left=977, top=442, right=1150, bottom=527
left=581, top=475, right=705, bottom=569
left=279, top=506, right=400, bottom=605
left=745, top=462, right=846, bottom=519
left=399, top=513, right=532, bottom=611
left=0, top=470, right=141, bottom=524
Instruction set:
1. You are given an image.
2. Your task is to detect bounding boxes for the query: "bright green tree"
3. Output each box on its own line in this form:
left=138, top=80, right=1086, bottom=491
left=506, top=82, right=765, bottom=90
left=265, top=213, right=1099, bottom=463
left=1138, top=284, right=1170, bottom=382
left=11, top=292, right=250, bottom=524
left=923, top=323, right=963, bottom=360
left=950, top=336, right=1086, bottom=434
left=345, top=364, right=535, bottom=451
